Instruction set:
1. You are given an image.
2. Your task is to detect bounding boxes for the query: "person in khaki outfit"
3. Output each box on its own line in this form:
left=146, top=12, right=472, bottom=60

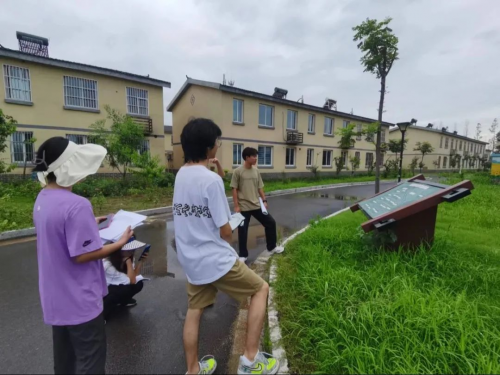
left=173, top=119, right=279, bottom=375
left=231, top=147, right=285, bottom=262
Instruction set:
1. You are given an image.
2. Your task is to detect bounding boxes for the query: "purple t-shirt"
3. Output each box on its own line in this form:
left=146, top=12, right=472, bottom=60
left=33, top=189, right=107, bottom=326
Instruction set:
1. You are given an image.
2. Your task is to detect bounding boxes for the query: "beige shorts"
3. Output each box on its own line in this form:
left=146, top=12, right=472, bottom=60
left=187, top=260, right=265, bottom=309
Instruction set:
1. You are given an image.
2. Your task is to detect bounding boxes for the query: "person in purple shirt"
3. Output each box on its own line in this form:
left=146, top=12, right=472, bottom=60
left=32, top=137, right=133, bottom=375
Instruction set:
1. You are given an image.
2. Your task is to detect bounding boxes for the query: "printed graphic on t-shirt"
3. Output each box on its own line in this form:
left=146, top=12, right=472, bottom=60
left=173, top=203, right=212, bottom=218
left=82, top=240, right=93, bottom=247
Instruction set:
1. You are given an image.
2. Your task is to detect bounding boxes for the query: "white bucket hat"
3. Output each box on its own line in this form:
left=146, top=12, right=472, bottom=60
left=37, top=141, right=107, bottom=187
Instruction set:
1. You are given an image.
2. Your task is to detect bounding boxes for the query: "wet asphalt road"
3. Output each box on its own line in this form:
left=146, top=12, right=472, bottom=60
left=0, top=182, right=395, bottom=374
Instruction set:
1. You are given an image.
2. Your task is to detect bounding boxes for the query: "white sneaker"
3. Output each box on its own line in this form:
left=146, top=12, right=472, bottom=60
left=268, top=246, right=284, bottom=255
left=239, top=257, right=247, bottom=263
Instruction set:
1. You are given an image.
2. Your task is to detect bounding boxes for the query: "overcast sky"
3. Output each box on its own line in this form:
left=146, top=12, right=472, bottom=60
left=1, top=0, right=498, bottom=143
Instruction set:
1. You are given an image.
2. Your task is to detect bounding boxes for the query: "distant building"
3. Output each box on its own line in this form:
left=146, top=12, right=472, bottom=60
left=164, top=125, right=173, bottom=171
left=0, top=31, right=170, bottom=177
left=167, top=78, right=393, bottom=177
left=389, top=125, right=489, bottom=170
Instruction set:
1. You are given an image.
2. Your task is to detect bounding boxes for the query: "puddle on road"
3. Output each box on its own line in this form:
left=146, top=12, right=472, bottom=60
left=306, top=192, right=359, bottom=201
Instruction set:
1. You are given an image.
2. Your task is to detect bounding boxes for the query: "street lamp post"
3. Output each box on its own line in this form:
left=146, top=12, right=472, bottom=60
left=396, top=119, right=417, bottom=183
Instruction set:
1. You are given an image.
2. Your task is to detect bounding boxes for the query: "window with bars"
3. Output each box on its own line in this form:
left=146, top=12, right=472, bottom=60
left=285, top=148, right=296, bottom=166
left=356, top=124, right=362, bottom=141
left=233, top=99, right=243, bottom=123
left=324, top=117, right=334, bottom=135
left=341, top=150, right=348, bottom=165
left=63, top=76, right=98, bottom=109
left=138, top=139, right=150, bottom=156
left=11, top=131, right=34, bottom=163
left=365, top=152, right=374, bottom=168
left=306, top=149, right=314, bottom=166
left=66, top=134, right=89, bottom=145
left=127, top=87, right=149, bottom=116
left=233, top=143, right=243, bottom=165
left=258, top=146, right=273, bottom=166
left=322, top=150, right=332, bottom=167
left=3, top=65, right=31, bottom=102
left=308, top=114, right=315, bottom=133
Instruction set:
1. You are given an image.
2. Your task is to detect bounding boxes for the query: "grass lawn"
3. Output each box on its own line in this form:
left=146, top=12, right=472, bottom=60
left=274, top=173, right=500, bottom=374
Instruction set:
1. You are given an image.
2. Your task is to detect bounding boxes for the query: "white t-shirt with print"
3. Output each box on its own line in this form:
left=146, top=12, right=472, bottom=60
left=173, top=165, right=238, bottom=285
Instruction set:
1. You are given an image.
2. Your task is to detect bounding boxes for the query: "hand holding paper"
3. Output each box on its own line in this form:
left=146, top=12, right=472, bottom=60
left=259, top=198, right=268, bottom=215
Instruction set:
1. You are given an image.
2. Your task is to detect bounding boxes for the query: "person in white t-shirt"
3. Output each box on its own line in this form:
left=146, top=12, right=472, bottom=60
left=102, top=240, right=148, bottom=320
left=173, top=118, right=280, bottom=375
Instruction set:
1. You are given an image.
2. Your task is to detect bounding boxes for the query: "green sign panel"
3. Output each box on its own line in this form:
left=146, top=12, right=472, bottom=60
left=358, top=181, right=442, bottom=219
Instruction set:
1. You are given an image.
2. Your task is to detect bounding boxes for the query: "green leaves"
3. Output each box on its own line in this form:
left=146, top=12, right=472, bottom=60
left=353, top=17, right=399, bottom=79
left=0, top=109, right=17, bottom=174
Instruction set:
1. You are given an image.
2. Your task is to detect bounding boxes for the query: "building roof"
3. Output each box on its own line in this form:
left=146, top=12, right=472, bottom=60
left=164, top=125, right=172, bottom=134
left=167, top=78, right=394, bottom=127
left=0, top=46, right=171, bottom=88
left=389, top=125, right=488, bottom=145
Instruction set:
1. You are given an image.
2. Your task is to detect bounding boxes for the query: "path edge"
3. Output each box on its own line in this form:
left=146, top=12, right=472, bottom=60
left=0, top=180, right=390, bottom=241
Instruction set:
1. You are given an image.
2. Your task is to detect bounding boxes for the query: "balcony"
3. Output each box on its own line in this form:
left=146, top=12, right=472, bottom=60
left=131, top=116, right=153, bottom=134
left=286, top=131, right=303, bottom=145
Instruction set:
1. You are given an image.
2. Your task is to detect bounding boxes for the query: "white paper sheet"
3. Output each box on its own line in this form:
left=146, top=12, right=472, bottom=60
left=99, top=210, right=147, bottom=241
left=229, top=213, right=245, bottom=230
left=259, top=198, right=268, bottom=215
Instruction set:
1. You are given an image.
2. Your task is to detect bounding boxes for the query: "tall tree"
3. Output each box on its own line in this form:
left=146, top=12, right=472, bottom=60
left=0, top=109, right=17, bottom=175
left=475, top=123, right=482, bottom=140
left=489, top=118, right=498, bottom=151
left=414, top=141, right=434, bottom=172
left=353, top=17, right=399, bottom=193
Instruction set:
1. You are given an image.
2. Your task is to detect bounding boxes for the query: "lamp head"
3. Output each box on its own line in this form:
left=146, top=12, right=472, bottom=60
left=396, top=122, right=411, bottom=132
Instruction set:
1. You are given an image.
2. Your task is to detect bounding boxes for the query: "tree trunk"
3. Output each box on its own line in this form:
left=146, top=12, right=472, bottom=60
left=375, top=75, right=386, bottom=193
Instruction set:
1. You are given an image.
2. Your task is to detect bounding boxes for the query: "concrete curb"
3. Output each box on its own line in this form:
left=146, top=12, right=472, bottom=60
left=0, top=180, right=393, bottom=242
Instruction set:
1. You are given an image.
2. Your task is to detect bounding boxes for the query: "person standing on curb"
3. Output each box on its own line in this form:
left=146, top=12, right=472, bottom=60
left=32, top=137, right=134, bottom=374
left=231, top=147, right=284, bottom=262
left=173, top=119, right=280, bottom=375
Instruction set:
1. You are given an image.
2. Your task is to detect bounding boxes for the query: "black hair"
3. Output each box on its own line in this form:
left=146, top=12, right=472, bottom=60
left=181, top=118, right=222, bottom=163
left=242, top=147, right=258, bottom=160
left=109, top=250, right=127, bottom=274
left=33, top=137, right=70, bottom=183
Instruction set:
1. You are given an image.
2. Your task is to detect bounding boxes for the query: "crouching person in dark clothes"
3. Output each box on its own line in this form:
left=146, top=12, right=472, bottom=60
left=33, top=137, right=134, bottom=375
left=103, top=240, right=149, bottom=320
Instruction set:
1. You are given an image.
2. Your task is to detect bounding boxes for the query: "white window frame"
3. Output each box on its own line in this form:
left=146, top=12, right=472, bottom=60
left=3, top=64, right=32, bottom=102
left=258, top=145, right=273, bottom=166
left=259, top=104, right=274, bottom=128
left=63, top=76, right=98, bottom=110
left=380, top=129, right=386, bottom=143
left=11, top=131, right=35, bottom=163
left=324, top=117, right=334, bottom=135
left=445, top=137, right=449, bottom=149
left=287, top=110, right=298, bottom=130
left=322, top=150, right=333, bottom=167
left=233, top=99, right=243, bottom=124
left=285, top=147, right=296, bottom=167
left=308, top=114, right=315, bottom=134
left=66, top=134, right=89, bottom=145
left=233, top=143, right=243, bottom=166
left=306, top=148, right=314, bottom=167
left=342, top=120, right=350, bottom=129
left=440, top=137, right=443, bottom=148
left=127, top=87, right=149, bottom=116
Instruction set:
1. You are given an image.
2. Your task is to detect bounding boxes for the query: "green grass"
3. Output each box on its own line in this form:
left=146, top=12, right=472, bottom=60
left=274, top=173, right=500, bottom=374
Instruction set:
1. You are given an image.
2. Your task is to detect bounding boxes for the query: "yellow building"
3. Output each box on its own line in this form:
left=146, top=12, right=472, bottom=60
left=0, top=32, right=170, bottom=178
left=167, top=78, right=392, bottom=177
left=164, top=125, right=174, bottom=171
left=388, top=125, right=488, bottom=171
